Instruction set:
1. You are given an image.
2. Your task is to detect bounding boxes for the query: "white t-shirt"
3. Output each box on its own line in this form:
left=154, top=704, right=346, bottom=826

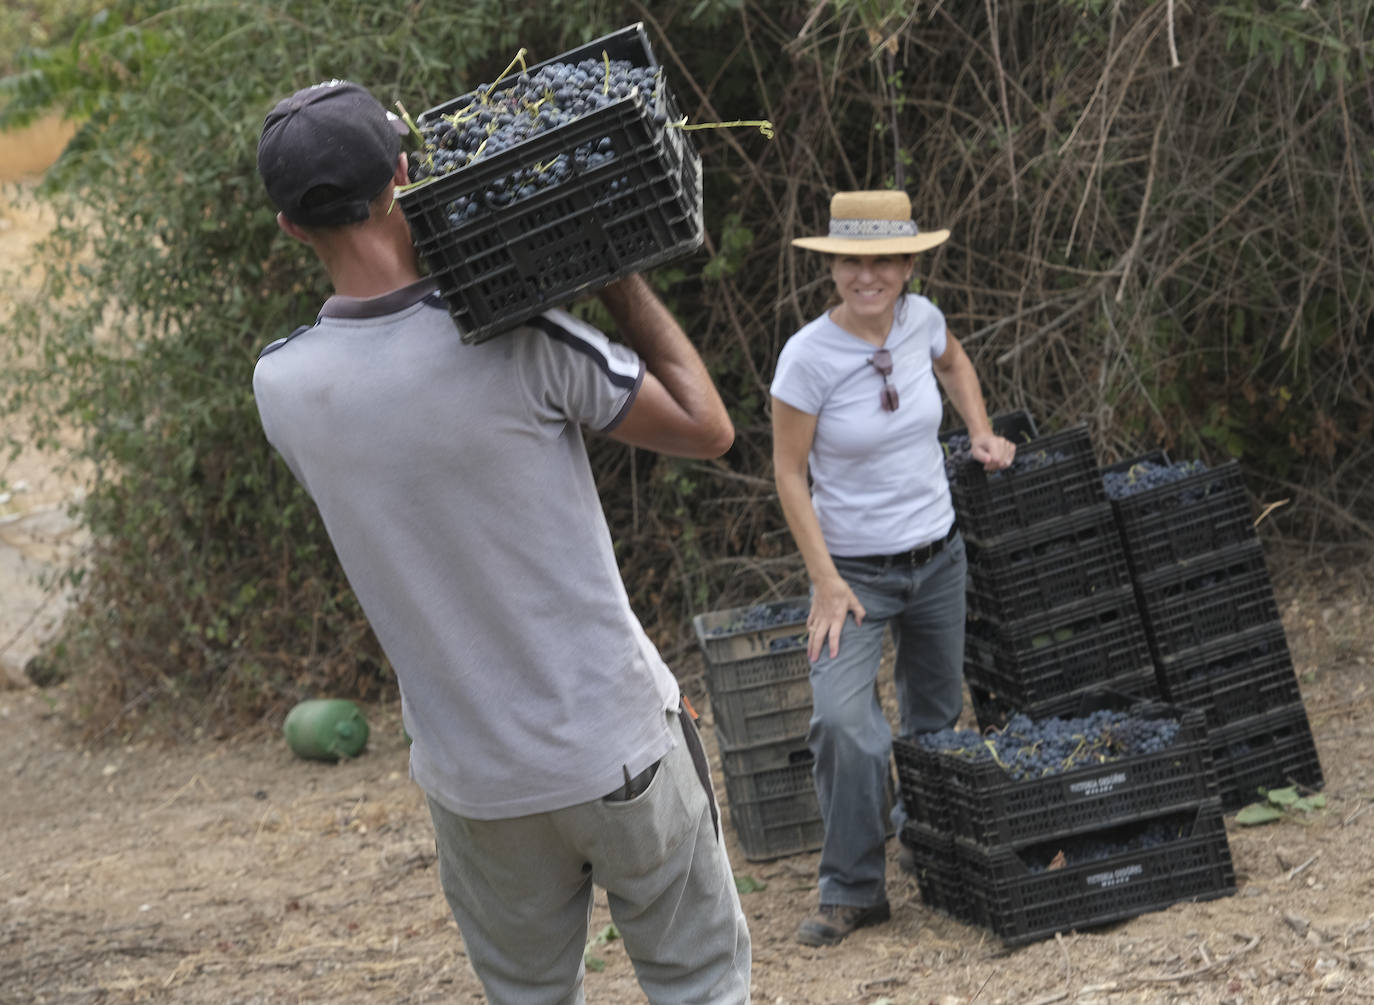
left=770, top=293, right=956, bottom=556
left=254, top=281, right=679, bottom=819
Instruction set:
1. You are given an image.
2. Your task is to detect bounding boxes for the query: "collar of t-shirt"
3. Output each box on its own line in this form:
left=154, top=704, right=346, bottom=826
left=319, top=277, right=441, bottom=319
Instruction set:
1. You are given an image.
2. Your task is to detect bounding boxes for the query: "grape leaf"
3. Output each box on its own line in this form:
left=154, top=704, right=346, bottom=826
left=735, top=874, right=767, bottom=894
left=1235, top=803, right=1284, bottom=825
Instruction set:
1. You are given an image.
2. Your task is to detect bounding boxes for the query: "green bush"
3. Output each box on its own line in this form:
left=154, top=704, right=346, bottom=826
left=2, top=0, right=1370, bottom=739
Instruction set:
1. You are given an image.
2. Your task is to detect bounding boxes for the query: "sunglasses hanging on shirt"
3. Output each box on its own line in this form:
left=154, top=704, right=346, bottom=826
left=868, top=348, right=899, bottom=412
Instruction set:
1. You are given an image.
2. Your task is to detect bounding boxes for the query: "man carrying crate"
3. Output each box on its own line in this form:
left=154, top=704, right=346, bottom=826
left=252, top=80, right=749, bottom=1005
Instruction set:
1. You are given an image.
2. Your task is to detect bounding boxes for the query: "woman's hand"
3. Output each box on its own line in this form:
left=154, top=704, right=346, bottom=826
left=808, top=574, right=865, bottom=662
left=971, top=432, right=1016, bottom=471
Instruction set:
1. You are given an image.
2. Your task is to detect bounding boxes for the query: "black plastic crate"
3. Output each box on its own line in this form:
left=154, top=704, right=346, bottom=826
left=901, top=821, right=980, bottom=925
left=964, top=586, right=1154, bottom=707
left=1104, top=454, right=1255, bottom=575
left=895, top=696, right=1216, bottom=849
left=1208, top=704, right=1324, bottom=812
left=965, top=503, right=1133, bottom=623
left=1155, top=623, right=1305, bottom=733
left=396, top=24, right=704, bottom=344
left=722, top=755, right=823, bottom=861
left=958, top=799, right=1235, bottom=945
left=892, top=740, right=953, bottom=833
left=968, top=668, right=1162, bottom=733
left=940, top=409, right=1039, bottom=478
left=950, top=425, right=1105, bottom=541
left=1133, top=540, right=1281, bottom=659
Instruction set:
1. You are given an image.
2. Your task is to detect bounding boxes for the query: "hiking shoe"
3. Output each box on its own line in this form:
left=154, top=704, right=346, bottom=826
left=795, top=901, right=891, bottom=946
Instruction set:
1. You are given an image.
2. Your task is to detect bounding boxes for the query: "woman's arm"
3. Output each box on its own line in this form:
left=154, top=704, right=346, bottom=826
left=932, top=333, right=1015, bottom=470
left=771, top=397, right=865, bottom=660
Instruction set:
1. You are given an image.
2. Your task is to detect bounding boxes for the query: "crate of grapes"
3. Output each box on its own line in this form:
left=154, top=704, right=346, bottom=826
left=964, top=585, right=1155, bottom=707
left=718, top=733, right=814, bottom=778
left=692, top=596, right=810, bottom=667
left=949, top=425, right=1105, bottom=542
left=1207, top=703, right=1324, bottom=812
left=959, top=798, right=1235, bottom=945
left=396, top=23, right=704, bottom=344
left=894, top=693, right=1217, bottom=849
left=1154, top=622, right=1305, bottom=734
left=939, top=408, right=1038, bottom=477
left=966, top=668, right=1162, bottom=733
left=1103, top=452, right=1255, bottom=575
left=721, top=752, right=825, bottom=861
left=692, top=596, right=812, bottom=746
left=964, top=503, right=1134, bottom=623
left=705, top=656, right=813, bottom=748
left=900, top=822, right=978, bottom=924
left=1133, top=539, right=1282, bottom=660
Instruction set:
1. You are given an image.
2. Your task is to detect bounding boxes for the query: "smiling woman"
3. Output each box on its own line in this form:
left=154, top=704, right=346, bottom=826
left=769, top=188, right=1016, bottom=947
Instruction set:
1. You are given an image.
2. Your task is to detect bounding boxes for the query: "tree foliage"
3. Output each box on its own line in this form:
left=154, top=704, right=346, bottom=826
left=2, top=0, right=1370, bottom=739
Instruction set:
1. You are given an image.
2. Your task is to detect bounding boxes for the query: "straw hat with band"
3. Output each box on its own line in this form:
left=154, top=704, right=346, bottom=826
left=791, top=190, right=949, bottom=257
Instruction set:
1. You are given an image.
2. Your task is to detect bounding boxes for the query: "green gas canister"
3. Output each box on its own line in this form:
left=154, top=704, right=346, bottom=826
left=283, top=699, right=369, bottom=761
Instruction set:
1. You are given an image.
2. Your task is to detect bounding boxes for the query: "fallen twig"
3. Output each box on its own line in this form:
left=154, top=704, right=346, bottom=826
left=1055, top=930, right=1072, bottom=985
left=1287, top=853, right=1320, bottom=881
left=856, top=973, right=903, bottom=995
left=1284, top=913, right=1311, bottom=937
left=1131, top=932, right=1260, bottom=984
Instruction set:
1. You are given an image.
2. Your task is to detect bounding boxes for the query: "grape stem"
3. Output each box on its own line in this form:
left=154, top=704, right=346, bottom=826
left=392, top=101, right=425, bottom=145
left=668, top=116, right=775, bottom=139
left=491, top=48, right=529, bottom=98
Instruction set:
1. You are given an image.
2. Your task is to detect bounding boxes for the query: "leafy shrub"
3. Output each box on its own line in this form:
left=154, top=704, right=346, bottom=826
left=2, top=0, right=1370, bottom=739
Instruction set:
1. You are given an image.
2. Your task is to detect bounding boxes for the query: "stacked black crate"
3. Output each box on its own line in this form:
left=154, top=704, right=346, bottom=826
left=892, top=691, right=1235, bottom=945
left=1104, top=453, right=1324, bottom=811
left=947, top=413, right=1159, bottom=730
left=691, top=597, right=821, bottom=861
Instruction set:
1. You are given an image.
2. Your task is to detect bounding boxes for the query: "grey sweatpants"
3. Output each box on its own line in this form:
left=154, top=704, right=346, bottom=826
left=427, top=708, right=751, bottom=1005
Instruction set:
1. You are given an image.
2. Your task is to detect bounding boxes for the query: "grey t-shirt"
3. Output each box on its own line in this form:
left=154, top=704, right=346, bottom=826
left=253, top=280, right=679, bottom=818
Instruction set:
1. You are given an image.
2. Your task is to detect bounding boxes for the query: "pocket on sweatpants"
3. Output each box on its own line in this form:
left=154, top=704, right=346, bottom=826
left=585, top=742, right=703, bottom=878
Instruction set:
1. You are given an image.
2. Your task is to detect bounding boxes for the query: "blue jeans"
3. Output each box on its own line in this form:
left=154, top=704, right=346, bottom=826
left=808, top=532, right=967, bottom=908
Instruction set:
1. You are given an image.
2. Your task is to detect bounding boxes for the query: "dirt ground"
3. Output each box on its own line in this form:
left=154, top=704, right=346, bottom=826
left=4, top=122, right=1373, bottom=1005
left=2, top=557, right=1372, bottom=1005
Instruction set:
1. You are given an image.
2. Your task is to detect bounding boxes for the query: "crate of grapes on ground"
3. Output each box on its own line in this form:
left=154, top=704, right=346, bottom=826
left=952, top=798, right=1235, bottom=946
left=691, top=596, right=811, bottom=748
left=718, top=740, right=825, bottom=862
left=966, top=666, right=1161, bottom=734
left=396, top=23, right=704, bottom=344
left=894, top=692, right=1218, bottom=851
left=1102, top=452, right=1256, bottom=577
left=1207, top=703, right=1324, bottom=812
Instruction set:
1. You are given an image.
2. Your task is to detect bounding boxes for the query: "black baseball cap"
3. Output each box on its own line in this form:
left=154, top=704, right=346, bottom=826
left=257, top=80, right=408, bottom=227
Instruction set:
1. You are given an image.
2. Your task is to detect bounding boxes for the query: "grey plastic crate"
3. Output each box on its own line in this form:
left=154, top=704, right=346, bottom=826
left=692, top=596, right=809, bottom=666
left=723, top=756, right=824, bottom=862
